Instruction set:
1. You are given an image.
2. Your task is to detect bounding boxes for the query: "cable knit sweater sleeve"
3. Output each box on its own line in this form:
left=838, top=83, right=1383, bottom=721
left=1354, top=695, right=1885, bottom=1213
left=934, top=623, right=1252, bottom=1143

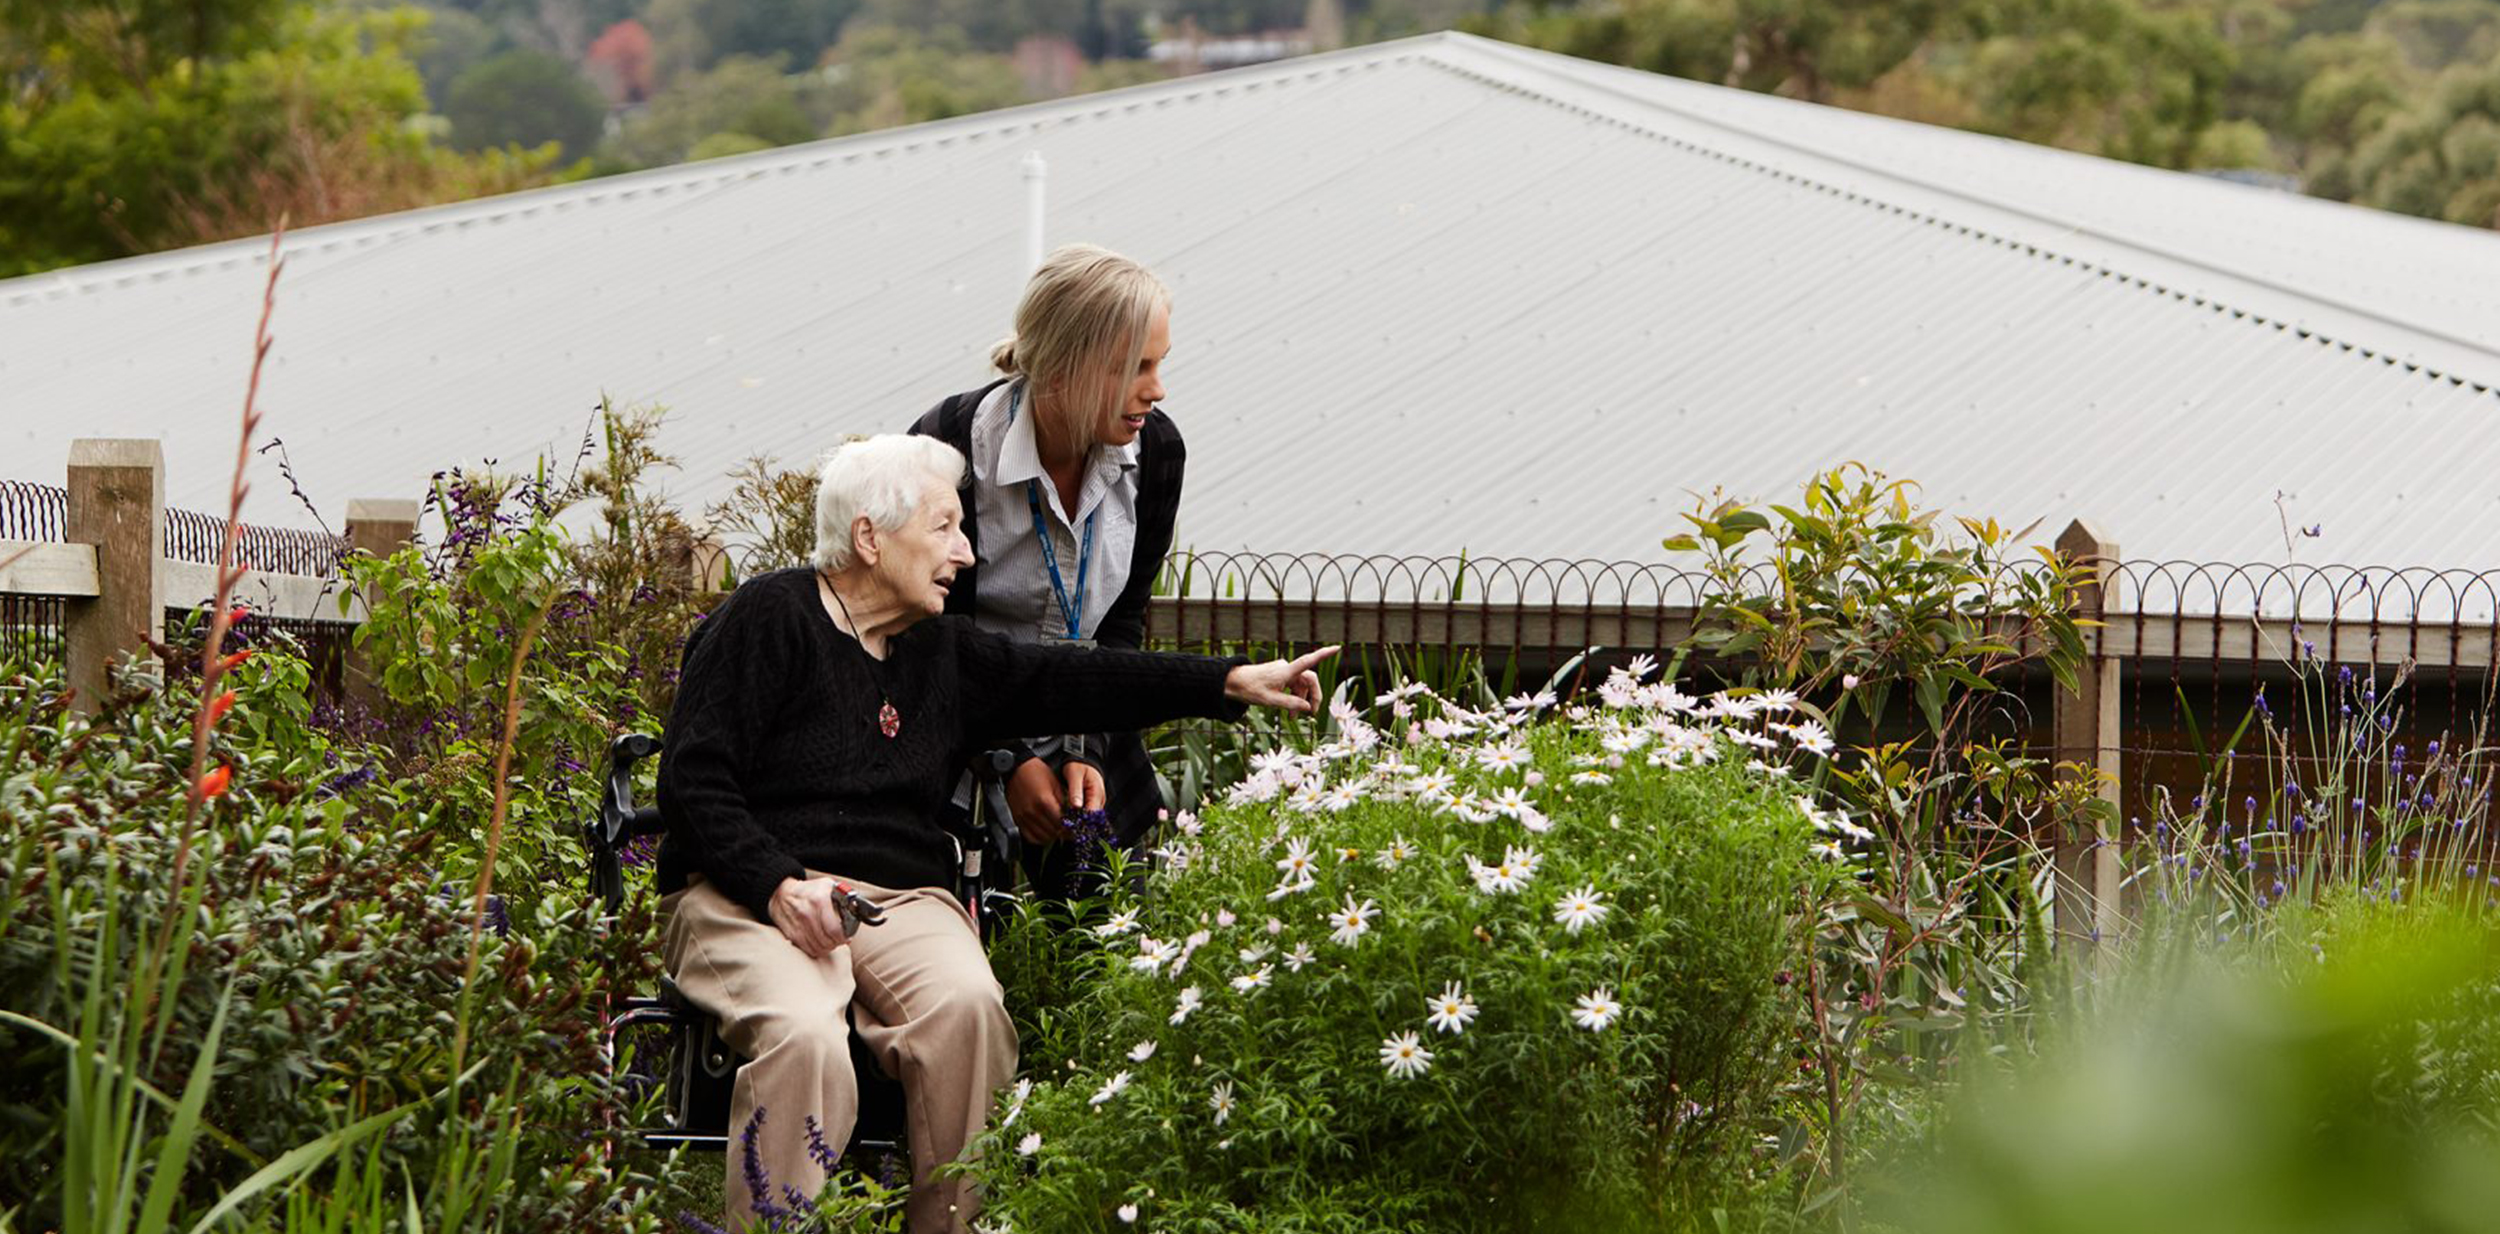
left=656, top=582, right=809, bottom=919
left=948, top=622, right=1249, bottom=746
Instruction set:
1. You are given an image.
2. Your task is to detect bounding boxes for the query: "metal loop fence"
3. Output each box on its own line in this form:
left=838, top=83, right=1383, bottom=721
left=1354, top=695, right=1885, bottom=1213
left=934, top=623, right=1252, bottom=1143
left=0, top=480, right=66, bottom=542
left=2, top=480, right=350, bottom=579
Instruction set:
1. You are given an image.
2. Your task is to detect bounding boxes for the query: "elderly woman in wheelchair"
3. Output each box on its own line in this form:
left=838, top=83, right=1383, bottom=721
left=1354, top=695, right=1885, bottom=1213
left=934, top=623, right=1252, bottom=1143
left=651, top=434, right=1329, bottom=1232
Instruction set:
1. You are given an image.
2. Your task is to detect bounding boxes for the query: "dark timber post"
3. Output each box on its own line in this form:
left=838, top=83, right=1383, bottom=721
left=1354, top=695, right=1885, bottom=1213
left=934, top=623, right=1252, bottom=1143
left=2052, top=519, right=2123, bottom=952
left=63, top=439, right=164, bottom=713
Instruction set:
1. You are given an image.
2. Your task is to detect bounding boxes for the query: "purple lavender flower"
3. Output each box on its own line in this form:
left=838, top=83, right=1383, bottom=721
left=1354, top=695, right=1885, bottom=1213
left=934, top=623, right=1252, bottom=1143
left=805, top=1114, right=841, bottom=1174
left=619, top=834, right=661, bottom=870
left=1064, top=807, right=1117, bottom=871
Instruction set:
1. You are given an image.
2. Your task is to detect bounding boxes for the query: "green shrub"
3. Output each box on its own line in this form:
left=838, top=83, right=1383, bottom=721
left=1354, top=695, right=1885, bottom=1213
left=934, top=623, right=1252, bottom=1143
left=0, top=642, right=670, bottom=1232
left=1869, top=893, right=2500, bottom=1234
left=972, top=670, right=1840, bottom=1232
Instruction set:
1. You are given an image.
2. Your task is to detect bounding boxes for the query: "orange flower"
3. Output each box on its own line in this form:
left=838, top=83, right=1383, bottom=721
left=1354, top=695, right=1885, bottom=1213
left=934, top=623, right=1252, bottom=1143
left=217, top=649, right=254, bottom=673
left=205, top=690, right=237, bottom=724
left=197, top=765, right=233, bottom=800
left=222, top=604, right=251, bottom=627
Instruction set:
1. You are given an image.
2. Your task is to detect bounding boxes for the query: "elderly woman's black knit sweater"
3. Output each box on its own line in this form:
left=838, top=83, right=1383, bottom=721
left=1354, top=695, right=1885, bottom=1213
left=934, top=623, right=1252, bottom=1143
left=655, top=567, right=1244, bottom=922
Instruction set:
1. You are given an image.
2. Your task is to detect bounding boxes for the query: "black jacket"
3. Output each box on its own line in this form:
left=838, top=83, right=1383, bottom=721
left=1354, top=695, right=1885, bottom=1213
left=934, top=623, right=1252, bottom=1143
left=908, top=379, right=1188, bottom=844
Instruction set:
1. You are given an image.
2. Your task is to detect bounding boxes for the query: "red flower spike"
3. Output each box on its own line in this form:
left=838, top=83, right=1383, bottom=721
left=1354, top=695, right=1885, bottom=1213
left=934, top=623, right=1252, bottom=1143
left=197, top=765, right=233, bottom=800
left=223, top=604, right=251, bottom=626
left=205, top=690, right=237, bottom=724
left=217, top=649, right=254, bottom=673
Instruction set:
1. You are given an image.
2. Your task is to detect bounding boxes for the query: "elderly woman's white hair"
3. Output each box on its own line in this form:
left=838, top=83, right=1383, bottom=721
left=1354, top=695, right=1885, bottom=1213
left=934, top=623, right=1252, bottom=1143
left=811, top=434, right=966, bottom=573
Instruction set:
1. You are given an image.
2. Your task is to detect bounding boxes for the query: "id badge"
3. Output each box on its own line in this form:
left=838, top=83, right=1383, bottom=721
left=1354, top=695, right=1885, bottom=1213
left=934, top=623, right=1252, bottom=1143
left=1042, top=633, right=1096, bottom=650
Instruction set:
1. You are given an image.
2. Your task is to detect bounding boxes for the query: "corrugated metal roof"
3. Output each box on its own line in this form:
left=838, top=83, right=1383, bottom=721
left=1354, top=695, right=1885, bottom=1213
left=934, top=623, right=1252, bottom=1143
left=6, top=31, right=2500, bottom=589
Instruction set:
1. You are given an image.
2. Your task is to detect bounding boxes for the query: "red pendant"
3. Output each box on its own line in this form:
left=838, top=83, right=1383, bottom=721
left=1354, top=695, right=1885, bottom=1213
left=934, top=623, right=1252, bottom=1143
left=878, top=700, right=901, bottom=739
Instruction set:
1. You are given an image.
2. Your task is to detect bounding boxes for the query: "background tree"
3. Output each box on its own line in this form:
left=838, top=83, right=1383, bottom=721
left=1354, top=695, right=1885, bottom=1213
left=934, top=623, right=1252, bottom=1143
left=0, top=1, right=562, bottom=275
left=601, top=52, right=829, bottom=167
left=441, top=45, right=608, bottom=156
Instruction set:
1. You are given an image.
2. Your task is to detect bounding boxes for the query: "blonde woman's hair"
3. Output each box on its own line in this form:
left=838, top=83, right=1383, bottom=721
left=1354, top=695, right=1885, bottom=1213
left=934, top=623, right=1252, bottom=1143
left=811, top=434, right=966, bottom=573
left=989, top=243, right=1170, bottom=451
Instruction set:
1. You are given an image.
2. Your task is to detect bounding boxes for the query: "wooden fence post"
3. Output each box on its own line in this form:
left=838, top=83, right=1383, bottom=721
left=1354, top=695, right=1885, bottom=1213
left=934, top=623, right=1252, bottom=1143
left=63, top=439, right=164, bottom=713
left=2051, top=519, right=2123, bottom=951
left=342, top=498, right=419, bottom=710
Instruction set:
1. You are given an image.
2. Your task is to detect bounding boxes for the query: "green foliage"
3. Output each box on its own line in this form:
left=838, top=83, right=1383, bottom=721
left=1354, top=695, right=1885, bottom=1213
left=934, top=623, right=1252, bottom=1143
left=1663, top=464, right=2098, bottom=1203
left=820, top=25, right=1032, bottom=137
left=1871, top=895, right=2500, bottom=1234
left=339, top=402, right=709, bottom=910
left=602, top=53, right=830, bottom=168
left=0, top=2, right=562, bottom=275
left=1477, top=0, right=2500, bottom=226
left=0, top=642, right=669, bottom=1232
left=442, top=47, right=609, bottom=158
left=973, top=684, right=1832, bottom=1231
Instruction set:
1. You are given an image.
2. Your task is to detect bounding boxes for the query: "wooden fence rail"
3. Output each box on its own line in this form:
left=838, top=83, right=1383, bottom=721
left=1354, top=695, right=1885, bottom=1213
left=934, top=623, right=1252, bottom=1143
left=11, top=441, right=2496, bottom=954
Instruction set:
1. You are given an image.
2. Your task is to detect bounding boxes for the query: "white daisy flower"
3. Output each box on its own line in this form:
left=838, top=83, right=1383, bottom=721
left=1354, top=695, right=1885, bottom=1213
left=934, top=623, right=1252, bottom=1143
left=1503, top=690, right=1558, bottom=712
left=1755, top=688, right=1799, bottom=712
left=1117, top=1202, right=1138, bottom=1224
left=1173, top=809, right=1202, bottom=836
left=1283, top=943, right=1316, bottom=971
left=1000, top=1077, right=1032, bottom=1127
left=1016, top=1132, right=1042, bottom=1157
left=1809, top=838, right=1848, bottom=863
left=1452, top=794, right=1501, bottom=824
left=1517, top=805, right=1554, bottom=833
left=1572, top=988, right=1623, bottom=1032
left=1320, top=781, right=1364, bottom=812
left=1476, top=744, right=1530, bottom=774
left=1375, top=836, right=1415, bottom=869
left=1210, top=1080, right=1236, bottom=1124
left=1265, top=916, right=1285, bottom=935
left=1784, top=719, right=1835, bottom=755
left=1552, top=885, right=1610, bottom=935
left=1266, top=873, right=1317, bottom=901
left=1230, top=963, right=1275, bottom=994
left=1238, top=944, right=1273, bottom=964
left=1170, top=986, right=1203, bottom=1025
left=1487, top=785, right=1535, bottom=818
left=1285, top=782, right=1326, bottom=813
left=1425, top=981, right=1479, bottom=1035
left=1408, top=769, right=1457, bottom=798
left=1506, top=845, right=1542, bottom=880
left=1571, top=770, right=1613, bottom=785
left=1326, top=895, right=1380, bottom=946
left=1128, top=1039, right=1158, bottom=1062
left=1089, top=1070, right=1132, bottom=1105
left=1094, top=908, right=1140, bottom=937
left=1130, top=938, right=1178, bottom=974
left=1705, top=692, right=1762, bottom=720
left=1466, top=852, right=1527, bottom=895
left=1275, top=837, right=1320, bottom=881
left=1600, top=729, right=1651, bottom=754
left=1624, top=653, right=1660, bottom=681
left=1379, top=1031, right=1434, bottom=1079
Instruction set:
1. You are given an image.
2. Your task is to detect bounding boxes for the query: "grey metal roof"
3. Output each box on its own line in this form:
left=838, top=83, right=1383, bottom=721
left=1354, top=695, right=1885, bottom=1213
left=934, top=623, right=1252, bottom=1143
left=7, top=31, right=2500, bottom=590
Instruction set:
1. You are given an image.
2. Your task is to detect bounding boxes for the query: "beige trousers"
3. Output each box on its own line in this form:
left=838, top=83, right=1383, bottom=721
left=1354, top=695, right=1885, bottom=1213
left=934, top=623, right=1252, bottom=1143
left=660, top=873, right=1016, bottom=1233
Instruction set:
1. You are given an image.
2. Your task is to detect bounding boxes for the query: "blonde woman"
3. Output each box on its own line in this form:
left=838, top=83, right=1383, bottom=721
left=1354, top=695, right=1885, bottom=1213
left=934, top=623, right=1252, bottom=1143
left=908, top=243, right=1182, bottom=899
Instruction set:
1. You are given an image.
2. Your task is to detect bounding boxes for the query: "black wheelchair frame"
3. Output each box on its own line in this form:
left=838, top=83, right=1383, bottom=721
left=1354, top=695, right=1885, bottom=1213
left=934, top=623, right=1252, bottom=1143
left=585, top=734, right=1023, bottom=1159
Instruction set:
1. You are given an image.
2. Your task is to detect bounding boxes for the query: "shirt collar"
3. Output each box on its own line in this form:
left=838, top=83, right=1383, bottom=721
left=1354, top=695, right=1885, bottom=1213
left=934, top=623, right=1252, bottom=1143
left=979, top=379, right=1140, bottom=493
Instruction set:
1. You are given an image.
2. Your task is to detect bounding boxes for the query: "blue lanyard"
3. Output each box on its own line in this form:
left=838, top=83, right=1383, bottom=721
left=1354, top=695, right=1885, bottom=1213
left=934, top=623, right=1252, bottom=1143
left=1007, top=385, right=1097, bottom=639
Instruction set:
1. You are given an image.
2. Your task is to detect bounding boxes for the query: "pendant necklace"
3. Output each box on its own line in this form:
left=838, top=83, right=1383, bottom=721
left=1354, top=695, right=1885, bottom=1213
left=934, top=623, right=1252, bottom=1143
left=823, top=573, right=902, bottom=739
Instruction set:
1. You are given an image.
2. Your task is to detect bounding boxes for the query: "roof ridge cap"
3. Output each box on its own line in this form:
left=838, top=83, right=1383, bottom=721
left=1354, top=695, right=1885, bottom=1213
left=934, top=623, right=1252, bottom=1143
left=3, top=36, right=1456, bottom=305
left=1424, top=36, right=2500, bottom=390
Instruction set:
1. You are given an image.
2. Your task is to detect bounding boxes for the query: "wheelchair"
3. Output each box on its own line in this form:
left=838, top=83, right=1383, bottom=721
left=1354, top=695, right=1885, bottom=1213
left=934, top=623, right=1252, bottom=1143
left=584, top=733, right=1023, bottom=1160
